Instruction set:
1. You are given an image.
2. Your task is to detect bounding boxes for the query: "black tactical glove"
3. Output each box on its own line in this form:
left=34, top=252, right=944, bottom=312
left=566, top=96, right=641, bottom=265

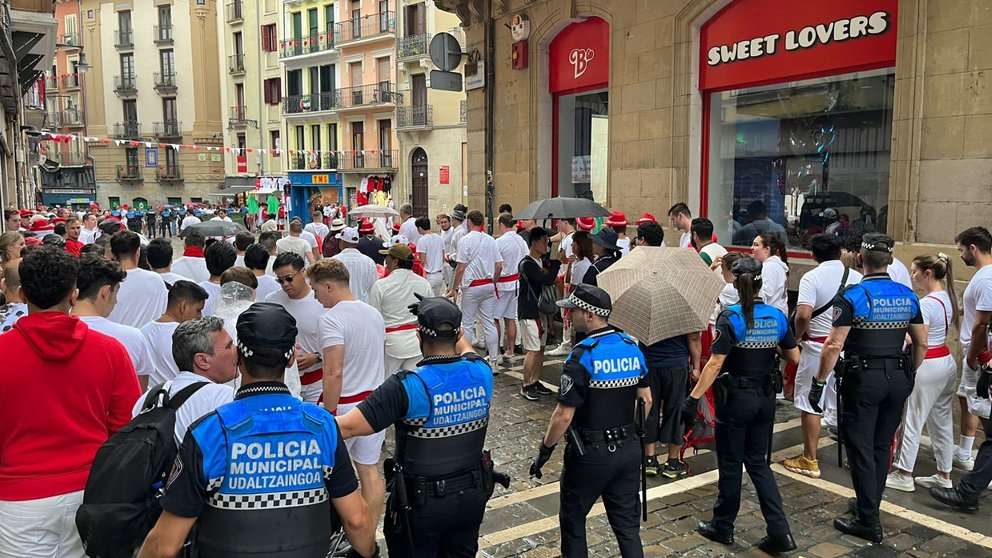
left=808, top=379, right=826, bottom=413
left=681, top=396, right=699, bottom=432
left=529, top=442, right=556, bottom=479
left=977, top=370, right=992, bottom=400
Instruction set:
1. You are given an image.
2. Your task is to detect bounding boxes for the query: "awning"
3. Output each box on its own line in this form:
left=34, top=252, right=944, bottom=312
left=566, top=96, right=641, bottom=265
left=207, top=184, right=255, bottom=196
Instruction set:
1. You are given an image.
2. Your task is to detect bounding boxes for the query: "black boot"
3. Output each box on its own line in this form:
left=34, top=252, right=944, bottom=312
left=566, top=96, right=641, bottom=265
left=696, top=521, right=734, bottom=545
left=929, top=487, right=979, bottom=512
left=833, top=517, right=882, bottom=543
left=756, top=533, right=797, bottom=553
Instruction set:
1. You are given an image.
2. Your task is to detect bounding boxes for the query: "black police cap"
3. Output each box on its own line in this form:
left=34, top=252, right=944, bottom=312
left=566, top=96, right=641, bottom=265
left=731, top=256, right=762, bottom=278
left=409, top=294, right=462, bottom=338
left=861, top=233, right=895, bottom=253
left=236, top=302, right=299, bottom=365
left=556, top=284, right=612, bottom=316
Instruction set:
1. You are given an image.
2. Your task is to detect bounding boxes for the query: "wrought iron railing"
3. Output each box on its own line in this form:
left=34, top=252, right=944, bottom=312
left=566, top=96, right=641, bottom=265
left=397, top=105, right=432, bottom=129
left=397, top=33, right=429, bottom=59
left=337, top=149, right=397, bottom=171
left=114, top=121, right=141, bottom=138
left=153, top=120, right=181, bottom=138
left=336, top=83, right=399, bottom=109
left=279, top=32, right=335, bottom=58
left=335, top=11, right=395, bottom=44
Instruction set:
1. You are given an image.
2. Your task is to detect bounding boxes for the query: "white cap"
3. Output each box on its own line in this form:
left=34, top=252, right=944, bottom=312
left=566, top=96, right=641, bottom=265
left=382, top=234, right=410, bottom=248
left=335, top=226, right=360, bottom=243
left=819, top=208, right=838, bottom=219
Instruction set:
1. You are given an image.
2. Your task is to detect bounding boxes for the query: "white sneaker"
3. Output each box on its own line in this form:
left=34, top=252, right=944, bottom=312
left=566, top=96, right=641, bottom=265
left=498, top=354, right=513, bottom=367
left=914, top=474, right=952, bottom=489
left=885, top=472, right=915, bottom=492
left=545, top=343, right=571, bottom=357
left=472, top=338, right=486, bottom=350
left=954, top=452, right=976, bottom=471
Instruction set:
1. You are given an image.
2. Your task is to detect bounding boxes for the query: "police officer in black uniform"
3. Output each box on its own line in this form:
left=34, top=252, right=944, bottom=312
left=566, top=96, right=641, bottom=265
left=809, top=233, right=927, bottom=543
left=530, top=285, right=651, bottom=558
left=336, top=295, right=498, bottom=557
left=138, top=303, right=378, bottom=558
left=682, top=257, right=799, bottom=553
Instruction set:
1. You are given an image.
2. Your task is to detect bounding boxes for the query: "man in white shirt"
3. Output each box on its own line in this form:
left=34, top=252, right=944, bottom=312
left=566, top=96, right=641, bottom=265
left=606, top=211, right=631, bottom=255
left=691, top=218, right=728, bottom=270
left=668, top=202, right=693, bottom=249
left=180, top=211, right=201, bottom=233
left=171, top=232, right=211, bottom=283
left=370, top=244, right=432, bottom=374
left=107, top=230, right=168, bottom=329
left=145, top=238, right=187, bottom=287
left=0, top=259, right=27, bottom=332
left=258, top=231, right=280, bottom=276
left=888, top=255, right=912, bottom=290
left=304, top=210, right=330, bottom=248
left=494, top=213, right=527, bottom=364
left=198, top=242, right=237, bottom=317
left=78, top=213, right=100, bottom=245
left=446, top=210, right=503, bottom=368
left=141, top=280, right=209, bottom=388
left=131, top=316, right=237, bottom=443
left=546, top=218, right=577, bottom=357
left=309, top=258, right=387, bottom=529
left=209, top=209, right=233, bottom=223
left=277, top=221, right=317, bottom=265
left=784, top=234, right=862, bottom=479
left=265, top=252, right=328, bottom=402
left=444, top=210, right=468, bottom=281
left=244, top=244, right=281, bottom=301
left=232, top=231, right=254, bottom=267
left=415, top=217, right=446, bottom=296
left=73, top=256, right=157, bottom=387
left=331, top=227, right=377, bottom=304
left=398, top=203, right=420, bottom=244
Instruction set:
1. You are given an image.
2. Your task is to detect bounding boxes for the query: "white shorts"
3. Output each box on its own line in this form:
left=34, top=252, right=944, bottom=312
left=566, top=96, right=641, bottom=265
left=519, top=319, right=546, bottom=352
left=339, top=400, right=385, bottom=465
left=0, top=490, right=86, bottom=558
left=493, top=290, right=518, bottom=320
left=793, top=342, right=834, bottom=415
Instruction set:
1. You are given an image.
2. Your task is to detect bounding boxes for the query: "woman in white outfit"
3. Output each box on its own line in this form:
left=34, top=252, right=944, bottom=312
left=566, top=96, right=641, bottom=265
left=752, top=234, right=789, bottom=315
left=886, top=253, right=959, bottom=491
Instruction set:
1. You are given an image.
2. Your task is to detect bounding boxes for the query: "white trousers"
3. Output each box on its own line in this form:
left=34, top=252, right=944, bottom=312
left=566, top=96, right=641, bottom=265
left=793, top=341, right=837, bottom=416
left=460, top=284, right=498, bottom=362
left=0, top=490, right=86, bottom=558
left=384, top=353, right=422, bottom=376
left=893, top=354, right=958, bottom=473
left=957, top=345, right=991, bottom=419
left=425, top=272, right=445, bottom=297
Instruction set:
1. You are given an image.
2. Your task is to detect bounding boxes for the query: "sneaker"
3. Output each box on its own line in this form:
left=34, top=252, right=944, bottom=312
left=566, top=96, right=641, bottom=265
left=499, top=354, right=514, bottom=367
left=954, top=452, right=975, bottom=471
left=645, top=456, right=660, bottom=477
left=545, top=343, right=572, bottom=357
left=472, top=338, right=487, bottom=350
left=532, top=381, right=553, bottom=395
left=519, top=384, right=540, bottom=401
left=914, top=474, right=953, bottom=489
left=827, top=426, right=840, bottom=439
left=885, top=472, right=915, bottom=492
left=783, top=454, right=821, bottom=478
left=514, top=344, right=525, bottom=355
left=661, top=460, right=687, bottom=479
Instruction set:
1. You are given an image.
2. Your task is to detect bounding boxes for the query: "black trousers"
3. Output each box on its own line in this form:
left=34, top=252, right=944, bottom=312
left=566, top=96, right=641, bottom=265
left=383, top=485, right=487, bottom=558
left=959, top=418, right=992, bottom=498
left=644, top=366, right=689, bottom=446
left=840, top=360, right=912, bottom=526
left=560, top=440, right=643, bottom=558
left=712, top=386, right=791, bottom=539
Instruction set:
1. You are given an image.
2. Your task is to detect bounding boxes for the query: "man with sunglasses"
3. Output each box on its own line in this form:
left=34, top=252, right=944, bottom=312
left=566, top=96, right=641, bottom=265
left=264, top=252, right=329, bottom=402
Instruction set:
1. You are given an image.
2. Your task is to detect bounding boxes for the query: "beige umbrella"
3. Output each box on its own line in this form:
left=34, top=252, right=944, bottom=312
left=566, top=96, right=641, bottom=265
left=597, top=247, right=726, bottom=345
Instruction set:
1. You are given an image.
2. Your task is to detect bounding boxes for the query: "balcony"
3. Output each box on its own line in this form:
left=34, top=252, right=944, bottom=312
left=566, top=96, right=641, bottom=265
left=282, top=92, right=339, bottom=116
left=60, top=74, right=80, bottom=89
left=154, top=25, right=173, bottom=44
left=114, top=75, right=137, bottom=97
left=115, top=30, right=134, bottom=49
left=229, top=106, right=249, bottom=126
left=57, top=152, right=88, bottom=166
left=117, top=164, right=143, bottom=183
left=279, top=32, right=335, bottom=59
left=337, top=149, right=397, bottom=173
left=113, top=121, right=141, bottom=139
left=153, top=72, right=177, bottom=94
left=397, top=105, right=432, bottom=130
left=44, top=75, right=57, bottom=89
left=58, top=32, right=80, bottom=48
left=228, top=54, right=245, bottom=74
left=288, top=151, right=338, bottom=171
left=225, top=1, right=243, bottom=23
left=335, top=11, right=395, bottom=47
left=152, top=120, right=181, bottom=139
left=158, top=165, right=183, bottom=183
left=46, top=111, right=60, bottom=127
left=336, top=83, right=399, bottom=111
left=397, top=33, right=429, bottom=60
left=61, top=109, right=83, bottom=126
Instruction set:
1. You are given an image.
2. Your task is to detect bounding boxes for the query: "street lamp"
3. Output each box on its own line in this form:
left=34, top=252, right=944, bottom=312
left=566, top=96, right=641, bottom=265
left=77, top=52, right=91, bottom=74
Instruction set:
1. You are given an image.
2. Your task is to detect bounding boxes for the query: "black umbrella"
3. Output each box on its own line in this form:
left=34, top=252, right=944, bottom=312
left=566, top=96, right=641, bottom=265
left=179, top=220, right=247, bottom=238
left=514, top=197, right=610, bottom=220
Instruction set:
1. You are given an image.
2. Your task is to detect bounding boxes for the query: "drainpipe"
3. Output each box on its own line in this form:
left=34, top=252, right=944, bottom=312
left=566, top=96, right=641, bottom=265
left=484, top=0, right=494, bottom=234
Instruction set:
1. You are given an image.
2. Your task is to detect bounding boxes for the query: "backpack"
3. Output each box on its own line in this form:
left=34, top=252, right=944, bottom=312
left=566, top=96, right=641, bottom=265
left=76, top=381, right=207, bottom=558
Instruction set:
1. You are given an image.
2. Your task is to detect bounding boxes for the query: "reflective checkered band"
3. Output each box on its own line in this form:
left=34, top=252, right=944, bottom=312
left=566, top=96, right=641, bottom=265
left=407, top=417, right=488, bottom=439
left=208, top=488, right=328, bottom=509
left=589, top=377, right=641, bottom=389
left=733, top=341, right=779, bottom=349
left=852, top=319, right=910, bottom=330
left=565, top=293, right=610, bottom=317
left=323, top=465, right=333, bottom=480
left=400, top=417, right=428, bottom=427
left=206, top=476, right=225, bottom=492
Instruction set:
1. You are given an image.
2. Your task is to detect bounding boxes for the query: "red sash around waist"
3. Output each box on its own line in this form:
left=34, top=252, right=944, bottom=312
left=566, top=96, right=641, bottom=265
left=339, top=391, right=373, bottom=404
left=802, top=334, right=828, bottom=343
left=300, top=369, right=323, bottom=385
left=385, top=323, right=418, bottom=333
left=925, top=345, right=951, bottom=359
left=497, top=273, right=520, bottom=283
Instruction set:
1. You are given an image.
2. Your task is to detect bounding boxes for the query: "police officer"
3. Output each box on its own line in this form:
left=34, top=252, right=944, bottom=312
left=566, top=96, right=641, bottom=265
left=809, top=233, right=927, bottom=543
left=682, top=257, right=799, bottom=553
left=138, top=303, right=378, bottom=558
left=336, top=295, right=497, bottom=557
left=529, top=285, right=651, bottom=558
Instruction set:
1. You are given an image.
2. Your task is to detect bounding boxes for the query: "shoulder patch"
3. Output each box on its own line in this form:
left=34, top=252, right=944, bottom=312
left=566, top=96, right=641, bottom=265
left=166, top=455, right=183, bottom=489
left=833, top=305, right=842, bottom=322
left=712, top=327, right=722, bottom=345
left=559, top=374, right=573, bottom=396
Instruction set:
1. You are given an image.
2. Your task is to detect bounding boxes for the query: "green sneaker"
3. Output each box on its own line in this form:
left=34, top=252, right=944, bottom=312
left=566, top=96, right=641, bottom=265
left=662, top=460, right=687, bottom=479
left=645, top=456, right=660, bottom=477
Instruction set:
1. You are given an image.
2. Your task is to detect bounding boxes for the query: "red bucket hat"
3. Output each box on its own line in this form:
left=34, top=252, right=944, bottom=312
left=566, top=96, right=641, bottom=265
left=576, top=217, right=596, bottom=232
left=636, top=212, right=658, bottom=225
left=605, top=211, right=628, bottom=227
left=358, top=219, right=375, bottom=233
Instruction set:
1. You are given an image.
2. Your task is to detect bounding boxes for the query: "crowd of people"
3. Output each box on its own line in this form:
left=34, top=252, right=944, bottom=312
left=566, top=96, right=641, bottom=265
left=0, top=198, right=990, bottom=558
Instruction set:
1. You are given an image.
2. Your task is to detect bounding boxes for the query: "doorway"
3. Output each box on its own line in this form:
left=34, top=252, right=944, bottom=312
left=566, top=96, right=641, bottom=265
left=411, top=148, right=428, bottom=217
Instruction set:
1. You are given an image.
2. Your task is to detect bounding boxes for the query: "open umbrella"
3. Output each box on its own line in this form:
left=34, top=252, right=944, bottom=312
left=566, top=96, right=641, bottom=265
left=514, top=197, right=610, bottom=220
left=597, top=247, right=726, bottom=345
left=349, top=204, right=400, bottom=219
left=179, top=219, right=246, bottom=239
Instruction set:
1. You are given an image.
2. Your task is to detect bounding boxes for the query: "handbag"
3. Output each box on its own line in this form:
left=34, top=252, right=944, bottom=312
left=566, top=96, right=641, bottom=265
left=519, top=259, right=559, bottom=315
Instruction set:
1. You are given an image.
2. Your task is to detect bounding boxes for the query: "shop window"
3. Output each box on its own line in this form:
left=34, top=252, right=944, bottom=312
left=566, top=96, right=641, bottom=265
left=707, top=70, right=894, bottom=250
left=556, top=91, right=608, bottom=203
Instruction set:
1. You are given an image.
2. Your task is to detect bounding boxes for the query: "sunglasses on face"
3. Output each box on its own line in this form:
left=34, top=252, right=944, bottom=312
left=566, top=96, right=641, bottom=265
left=275, top=270, right=301, bottom=284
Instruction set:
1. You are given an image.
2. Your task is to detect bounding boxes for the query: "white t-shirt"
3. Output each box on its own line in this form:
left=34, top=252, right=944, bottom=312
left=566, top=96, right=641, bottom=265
left=699, top=243, right=728, bottom=267
left=255, top=274, right=281, bottom=302
left=440, top=227, right=454, bottom=253
left=921, top=291, right=953, bottom=348
left=131, top=372, right=234, bottom=444
left=617, top=237, right=630, bottom=256
left=171, top=257, right=210, bottom=283
left=558, top=232, right=575, bottom=278
left=679, top=231, right=692, bottom=249
left=141, top=320, right=180, bottom=386
left=399, top=217, right=420, bottom=244
left=304, top=222, right=329, bottom=243
left=369, top=269, right=431, bottom=359
left=210, top=216, right=233, bottom=223
left=416, top=233, right=445, bottom=274
left=448, top=227, right=467, bottom=257
left=796, top=260, right=863, bottom=339
left=888, top=257, right=912, bottom=290
left=456, top=230, right=503, bottom=287
left=198, top=280, right=222, bottom=317
left=300, top=231, right=319, bottom=250
left=320, top=300, right=385, bottom=396
left=78, top=315, right=155, bottom=377
left=961, top=264, right=992, bottom=347
left=571, top=258, right=593, bottom=286
left=158, top=271, right=188, bottom=287
left=79, top=226, right=99, bottom=245
left=180, top=215, right=200, bottom=231
left=495, top=231, right=527, bottom=291
left=332, top=249, right=378, bottom=304
left=109, top=267, right=168, bottom=329
left=277, top=236, right=313, bottom=260
left=234, top=255, right=245, bottom=268
left=265, top=288, right=328, bottom=373
left=759, top=255, right=789, bottom=315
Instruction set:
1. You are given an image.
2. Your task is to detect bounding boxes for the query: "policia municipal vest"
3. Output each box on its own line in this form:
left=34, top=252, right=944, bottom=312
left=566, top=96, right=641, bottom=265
left=194, top=395, right=342, bottom=557
left=720, top=303, right=790, bottom=379
left=840, top=276, right=919, bottom=358
left=569, top=331, right=646, bottom=431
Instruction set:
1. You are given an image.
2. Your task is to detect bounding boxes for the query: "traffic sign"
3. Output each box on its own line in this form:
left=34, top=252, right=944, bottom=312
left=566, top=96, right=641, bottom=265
left=430, top=32, right=463, bottom=72
left=430, top=70, right=462, bottom=92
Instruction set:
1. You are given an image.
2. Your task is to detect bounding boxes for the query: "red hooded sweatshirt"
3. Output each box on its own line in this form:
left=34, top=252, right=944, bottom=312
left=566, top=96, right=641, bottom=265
left=0, top=312, right=141, bottom=500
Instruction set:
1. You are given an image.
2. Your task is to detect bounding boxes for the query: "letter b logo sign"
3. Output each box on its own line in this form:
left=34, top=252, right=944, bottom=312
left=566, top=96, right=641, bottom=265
left=569, top=48, right=596, bottom=79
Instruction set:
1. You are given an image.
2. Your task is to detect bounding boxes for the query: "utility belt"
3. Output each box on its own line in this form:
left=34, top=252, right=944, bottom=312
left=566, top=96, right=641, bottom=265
left=384, top=451, right=509, bottom=509
left=836, top=353, right=915, bottom=387
left=571, top=424, right=636, bottom=452
left=713, top=370, right=781, bottom=403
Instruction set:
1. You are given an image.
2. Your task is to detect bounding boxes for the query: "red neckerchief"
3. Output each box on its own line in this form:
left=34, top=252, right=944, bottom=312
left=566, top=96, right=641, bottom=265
left=183, top=246, right=205, bottom=258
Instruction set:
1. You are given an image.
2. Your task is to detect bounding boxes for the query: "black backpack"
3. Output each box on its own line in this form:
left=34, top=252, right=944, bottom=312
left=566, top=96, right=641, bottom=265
left=76, top=381, right=207, bottom=558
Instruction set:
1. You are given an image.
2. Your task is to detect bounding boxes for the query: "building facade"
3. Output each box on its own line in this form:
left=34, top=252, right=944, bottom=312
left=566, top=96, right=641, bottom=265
left=80, top=0, right=224, bottom=210
left=439, top=0, right=992, bottom=280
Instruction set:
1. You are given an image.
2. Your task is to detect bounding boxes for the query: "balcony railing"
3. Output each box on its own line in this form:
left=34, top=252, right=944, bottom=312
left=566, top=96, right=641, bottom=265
left=47, top=112, right=60, bottom=126
left=113, top=75, right=137, bottom=96
left=288, top=151, right=338, bottom=170
left=228, top=53, right=245, bottom=74
left=117, top=164, right=143, bottom=182
left=460, top=100, right=467, bottom=124
left=154, top=25, right=173, bottom=44
left=61, top=109, right=83, bottom=126
left=158, top=166, right=183, bottom=182
left=60, top=74, right=80, bottom=89
left=152, top=120, right=181, bottom=138
left=337, top=149, right=397, bottom=172
left=397, top=105, right=432, bottom=129
left=279, top=32, right=335, bottom=58
left=59, top=32, right=79, bottom=47
left=229, top=106, right=249, bottom=125
left=44, top=75, right=57, bottom=88
left=113, top=121, right=141, bottom=138
left=115, top=30, right=133, bottom=48
left=336, top=83, right=399, bottom=110
left=282, top=92, right=340, bottom=115
left=397, top=33, right=429, bottom=60
left=154, top=72, right=177, bottom=93
left=58, top=152, right=87, bottom=166
left=225, top=1, right=243, bottom=23
left=335, top=11, right=395, bottom=45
